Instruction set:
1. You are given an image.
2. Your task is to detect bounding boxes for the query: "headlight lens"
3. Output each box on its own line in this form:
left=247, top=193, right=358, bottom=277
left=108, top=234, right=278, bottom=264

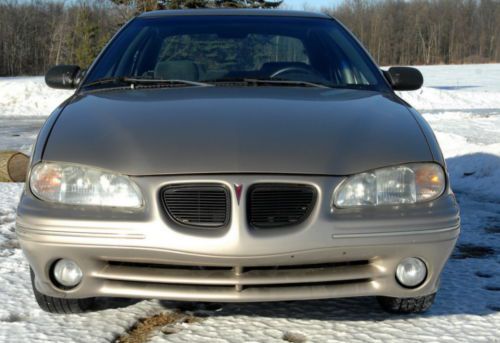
left=30, top=162, right=143, bottom=208
left=334, top=163, right=445, bottom=208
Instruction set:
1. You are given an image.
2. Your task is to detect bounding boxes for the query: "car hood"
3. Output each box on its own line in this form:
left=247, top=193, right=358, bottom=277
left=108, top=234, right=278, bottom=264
left=44, top=87, right=432, bottom=176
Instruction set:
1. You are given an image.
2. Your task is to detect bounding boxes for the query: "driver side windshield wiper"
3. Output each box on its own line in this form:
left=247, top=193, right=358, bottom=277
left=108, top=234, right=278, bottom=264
left=204, top=78, right=330, bottom=89
left=82, top=77, right=212, bottom=90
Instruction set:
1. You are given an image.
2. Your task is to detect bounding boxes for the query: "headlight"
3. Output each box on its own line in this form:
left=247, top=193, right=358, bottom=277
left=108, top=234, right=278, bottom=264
left=30, top=162, right=143, bottom=208
left=334, top=163, right=445, bottom=208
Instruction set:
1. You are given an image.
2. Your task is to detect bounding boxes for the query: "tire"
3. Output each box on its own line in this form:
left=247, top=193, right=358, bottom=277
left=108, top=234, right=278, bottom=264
left=377, top=293, right=436, bottom=314
left=30, top=268, right=95, bottom=314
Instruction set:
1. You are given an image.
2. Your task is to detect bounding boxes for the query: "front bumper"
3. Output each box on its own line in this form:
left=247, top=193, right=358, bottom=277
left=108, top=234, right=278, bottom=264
left=17, top=174, right=460, bottom=302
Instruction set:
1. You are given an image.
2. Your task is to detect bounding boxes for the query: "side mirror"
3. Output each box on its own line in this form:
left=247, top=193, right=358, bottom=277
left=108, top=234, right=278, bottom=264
left=45, top=65, right=83, bottom=89
left=385, top=67, right=423, bottom=91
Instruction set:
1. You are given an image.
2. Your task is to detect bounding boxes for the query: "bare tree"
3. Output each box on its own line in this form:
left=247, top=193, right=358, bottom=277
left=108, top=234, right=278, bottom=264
left=327, top=0, right=500, bottom=65
left=0, top=0, right=498, bottom=76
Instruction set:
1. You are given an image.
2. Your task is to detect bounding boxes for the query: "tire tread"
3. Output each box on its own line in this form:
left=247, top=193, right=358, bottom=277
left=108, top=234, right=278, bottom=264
left=30, top=268, right=94, bottom=314
left=377, top=293, right=436, bottom=314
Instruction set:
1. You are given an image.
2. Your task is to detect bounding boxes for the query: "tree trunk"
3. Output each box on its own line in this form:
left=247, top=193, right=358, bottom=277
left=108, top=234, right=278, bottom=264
left=0, top=151, right=29, bottom=182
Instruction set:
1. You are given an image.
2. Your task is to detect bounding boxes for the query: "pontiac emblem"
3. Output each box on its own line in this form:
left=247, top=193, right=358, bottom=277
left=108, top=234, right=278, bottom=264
left=234, top=184, right=243, bottom=205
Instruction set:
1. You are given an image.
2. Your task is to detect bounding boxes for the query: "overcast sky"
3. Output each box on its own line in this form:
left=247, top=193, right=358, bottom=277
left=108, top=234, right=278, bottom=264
left=283, top=0, right=342, bottom=10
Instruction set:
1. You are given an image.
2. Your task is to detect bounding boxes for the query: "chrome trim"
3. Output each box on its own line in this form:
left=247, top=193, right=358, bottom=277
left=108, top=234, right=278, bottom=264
left=331, top=225, right=460, bottom=239
left=16, top=226, right=145, bottom=240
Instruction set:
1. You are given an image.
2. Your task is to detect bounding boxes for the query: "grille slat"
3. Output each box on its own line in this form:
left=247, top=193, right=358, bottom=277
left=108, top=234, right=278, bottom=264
left=160, top=184, right=230, bottom=228
left=248, top=184, right=316, bottom=228
left=100, top=260, right=373, bottom=287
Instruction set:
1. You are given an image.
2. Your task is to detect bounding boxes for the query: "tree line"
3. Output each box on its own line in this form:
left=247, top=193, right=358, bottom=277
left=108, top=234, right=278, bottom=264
left=328, top=0, right=500, bottom=66
left=0, top=0, right=281, bottom=75
left=0, top=0, right=499, bottom=76
left=0, top=0, right=128, bottom=76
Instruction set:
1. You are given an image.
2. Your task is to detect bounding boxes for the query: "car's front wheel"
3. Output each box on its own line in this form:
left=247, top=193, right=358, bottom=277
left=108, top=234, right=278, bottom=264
left=30, top=268, right=94, bottom=314
left=377, top=293, right=436, bottom=314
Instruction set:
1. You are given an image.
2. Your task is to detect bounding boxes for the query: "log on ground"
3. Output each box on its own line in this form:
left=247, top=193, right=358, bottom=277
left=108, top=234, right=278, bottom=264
left=0, top=151, right=29, bottom=182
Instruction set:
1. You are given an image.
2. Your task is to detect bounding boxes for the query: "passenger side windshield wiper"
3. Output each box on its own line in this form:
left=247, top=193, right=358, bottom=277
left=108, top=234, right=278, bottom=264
left=82, top=77, right=212, bottom=90
left=204, top=78, right=330, bottom=89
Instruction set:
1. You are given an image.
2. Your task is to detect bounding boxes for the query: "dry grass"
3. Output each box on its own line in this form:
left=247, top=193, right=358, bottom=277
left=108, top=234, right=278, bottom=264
left=115, top=311, right=201, bottom=343
left=0, top=239, right=20, bottom=250
left=282, top=331, right=307, bottom=343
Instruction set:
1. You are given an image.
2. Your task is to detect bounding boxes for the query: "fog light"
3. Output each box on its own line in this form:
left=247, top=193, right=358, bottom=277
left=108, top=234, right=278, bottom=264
left=52, top=259, right=83, bottom=288
left=396, top=257, right=427, bottom=288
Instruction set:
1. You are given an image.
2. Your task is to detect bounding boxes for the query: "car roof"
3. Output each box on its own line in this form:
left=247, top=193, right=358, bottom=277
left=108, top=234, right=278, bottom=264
left=139, top=9, right=330, bottom=19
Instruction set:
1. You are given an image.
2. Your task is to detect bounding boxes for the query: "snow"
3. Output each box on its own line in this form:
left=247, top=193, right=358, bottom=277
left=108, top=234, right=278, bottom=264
left=415, top=63, right=500, bottom=92
left=0, top=77, right=73, bottom=118
left=400, top=87, right=500, bottom=111
left=1, top=64, right=500, bottom=342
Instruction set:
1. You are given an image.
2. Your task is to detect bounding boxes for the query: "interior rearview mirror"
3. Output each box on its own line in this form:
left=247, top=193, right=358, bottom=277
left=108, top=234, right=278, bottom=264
left=384, top=67, right=423, bottom=91
left=45, top=65, right=82, bottom=89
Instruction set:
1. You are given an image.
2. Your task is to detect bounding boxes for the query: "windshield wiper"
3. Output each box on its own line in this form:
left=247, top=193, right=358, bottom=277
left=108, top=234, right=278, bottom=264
left=246, top=79, right=329, bottom=88
left=125, top=78, right=212, bottom=88
left=204, top=78, right=330, bottom=89
left=83, top=77, right=212, bottom=90
left=83, top=77, right=369, bottom=91
left=82, top=77, right=127, bottom=88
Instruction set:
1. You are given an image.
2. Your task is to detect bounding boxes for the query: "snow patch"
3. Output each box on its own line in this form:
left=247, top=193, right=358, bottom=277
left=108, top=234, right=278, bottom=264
left=1, top=64, right=499, bottom=342
left=399, top=87, right=500, bottom=111
left=0, top=77, right=72, bottom=118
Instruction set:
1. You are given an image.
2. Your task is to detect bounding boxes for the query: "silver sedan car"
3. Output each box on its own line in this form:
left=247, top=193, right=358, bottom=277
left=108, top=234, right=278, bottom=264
left=17, top=9, right=460, bottom=314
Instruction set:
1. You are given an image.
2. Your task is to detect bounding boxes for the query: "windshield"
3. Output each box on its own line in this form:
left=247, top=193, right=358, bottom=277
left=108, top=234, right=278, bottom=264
left=83, top=15, right=390, bottom=91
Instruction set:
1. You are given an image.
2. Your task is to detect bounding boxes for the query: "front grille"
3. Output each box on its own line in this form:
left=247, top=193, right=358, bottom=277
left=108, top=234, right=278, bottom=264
left=248, top=184, right=317, bottom=228
left=93, top=258, right=377, bottom=302
left=160, top=184, right=230, bottom=228
left=100, top=260, right=373, bottom=292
